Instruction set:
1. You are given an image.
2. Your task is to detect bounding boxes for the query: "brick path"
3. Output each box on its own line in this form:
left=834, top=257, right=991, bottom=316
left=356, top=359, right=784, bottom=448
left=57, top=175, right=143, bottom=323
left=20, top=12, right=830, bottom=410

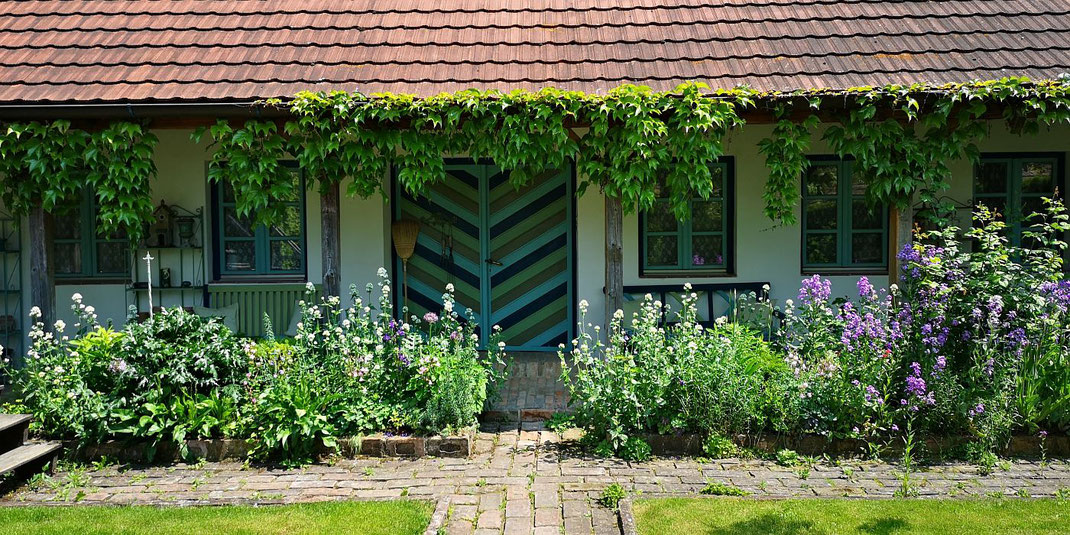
left=5, top=424, right=1070, bottom=535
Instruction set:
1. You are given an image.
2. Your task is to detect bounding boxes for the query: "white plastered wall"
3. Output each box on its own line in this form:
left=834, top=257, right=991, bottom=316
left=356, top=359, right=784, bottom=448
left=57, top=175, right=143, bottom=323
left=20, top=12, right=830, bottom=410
left=3, top=121, right=1067, bottom=348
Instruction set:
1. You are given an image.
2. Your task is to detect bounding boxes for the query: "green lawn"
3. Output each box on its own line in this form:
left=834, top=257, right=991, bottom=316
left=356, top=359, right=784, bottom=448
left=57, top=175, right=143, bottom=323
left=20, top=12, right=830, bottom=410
left=0, top=500, right=433, bottom=535
left=633, top=497, right=1070, bottom=535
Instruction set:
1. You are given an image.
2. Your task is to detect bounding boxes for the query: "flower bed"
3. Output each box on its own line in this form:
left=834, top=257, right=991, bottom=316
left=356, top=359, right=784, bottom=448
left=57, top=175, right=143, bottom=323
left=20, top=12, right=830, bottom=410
left=1, top=270, right=504, bottom=465
left=562, top=201, right=1070, bottom=462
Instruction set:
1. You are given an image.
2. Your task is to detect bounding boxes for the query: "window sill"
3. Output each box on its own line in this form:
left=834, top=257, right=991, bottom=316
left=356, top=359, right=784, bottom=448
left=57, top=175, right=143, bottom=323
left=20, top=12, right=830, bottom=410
left=57, top=278, right=130, bottom=286
left=212, top=276, right=308, bottom=285
left=801, top=268, right=889, bottom=277
left=640, top=270, right=735, bottom=279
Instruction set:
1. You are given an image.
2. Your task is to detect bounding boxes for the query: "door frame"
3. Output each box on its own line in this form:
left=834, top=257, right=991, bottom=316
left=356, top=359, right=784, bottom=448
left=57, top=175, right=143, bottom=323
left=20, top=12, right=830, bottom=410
left=389, top=158, right=577, bottom=352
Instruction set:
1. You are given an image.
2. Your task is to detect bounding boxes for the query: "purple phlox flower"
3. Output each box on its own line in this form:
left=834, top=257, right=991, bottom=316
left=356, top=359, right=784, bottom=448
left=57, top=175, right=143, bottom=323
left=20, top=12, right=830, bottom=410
left=857, top=277, right=875, bottom=299
left=1038, top=430, right=1049, bottom=439
left=905, top=361, right=935, bottom=406
left=693, top=255, right=705, bottom=266
left=1007, top=327, right=1027, bottom=353
left=798, top=274, right=832, bottom=306
left=397, top=352, right=410, bottom=366
left=891, top=424, right=900, bottom=431
left=933, top=356, right=947, bottom=375
left=423, top=312, right=439, bottom=323
left=864, top=385, right=883, bottom=405
left=986, top=295, right=1004, bottom=317
left=969, top=403, right=985, bottom=417
left=1040, top=280, right=1070, bottom=312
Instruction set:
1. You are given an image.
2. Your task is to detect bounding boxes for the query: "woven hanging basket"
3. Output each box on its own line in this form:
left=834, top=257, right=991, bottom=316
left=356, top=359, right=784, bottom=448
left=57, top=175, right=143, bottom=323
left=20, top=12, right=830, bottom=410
left=391, top=219, right=421, bottom=260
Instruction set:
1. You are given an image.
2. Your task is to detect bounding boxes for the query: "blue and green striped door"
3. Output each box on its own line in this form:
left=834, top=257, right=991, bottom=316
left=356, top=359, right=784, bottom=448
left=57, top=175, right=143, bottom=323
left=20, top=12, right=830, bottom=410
left=395, top=162, right=573, bottom=351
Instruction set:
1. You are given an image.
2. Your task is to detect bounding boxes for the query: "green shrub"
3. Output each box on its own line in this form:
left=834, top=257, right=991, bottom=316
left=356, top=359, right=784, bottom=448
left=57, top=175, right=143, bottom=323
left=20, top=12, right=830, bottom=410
left=115, top=308, right=246, bottom=399
left=2, top=320, right=118, bottom=442
left=599, top=483, right=627, bottom=509
left=775, top=449, right=801, bottom=467
left=702, top=433, right=739, bottom=458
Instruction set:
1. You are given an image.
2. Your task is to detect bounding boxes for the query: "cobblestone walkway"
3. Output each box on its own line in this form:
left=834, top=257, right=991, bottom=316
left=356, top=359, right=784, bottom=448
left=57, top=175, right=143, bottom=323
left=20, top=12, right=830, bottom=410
left=5, top=425, right=1070, bottom=535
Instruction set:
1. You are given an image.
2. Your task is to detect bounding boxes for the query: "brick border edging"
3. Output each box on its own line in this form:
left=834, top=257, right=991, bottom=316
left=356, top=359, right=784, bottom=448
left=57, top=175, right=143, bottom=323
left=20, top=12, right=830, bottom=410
left=641, top=432, right=1070, bottom=458
left=618, top=497, right=638, bottom=535
left=64, top=430, right=474, bottom=463
left=425, top=496, right=451, bottom=535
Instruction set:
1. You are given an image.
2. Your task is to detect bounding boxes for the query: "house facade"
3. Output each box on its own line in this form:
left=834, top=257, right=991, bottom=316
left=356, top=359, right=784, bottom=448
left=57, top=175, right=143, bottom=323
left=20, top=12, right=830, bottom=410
left=0, top=1, right=1068, bottom=358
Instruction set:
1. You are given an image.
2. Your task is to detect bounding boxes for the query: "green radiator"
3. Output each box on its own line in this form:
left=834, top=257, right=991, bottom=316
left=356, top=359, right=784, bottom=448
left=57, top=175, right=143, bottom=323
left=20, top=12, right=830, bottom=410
left=206, top=283, right=320, bottom=338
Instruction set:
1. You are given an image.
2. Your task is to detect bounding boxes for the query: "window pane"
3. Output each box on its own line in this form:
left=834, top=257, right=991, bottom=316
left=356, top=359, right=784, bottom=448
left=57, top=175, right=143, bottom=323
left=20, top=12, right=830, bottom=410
left=1021, top=162, right=1054, bottom=193
left=55, top=243, right=81, bottom=275
left=976, top=197, right=1007, bottom=219
left=691, top=235, right=724, bottom=267
left=276, top=173, right=302, bottom=202
left=851, top=233, right=884, bottom=264
left=269, top=206, right=302, bottom=237
left=710, top=166, right=724, bottom=197
left=975, top=162, right=1008, bottom=194
left=805, top=199, right=837, bottom=230
left=804, top=166, right=838, bottom=196
left=646, top=201, right=676, bottom=232
left=691, top=201, right=723, bottom=232
left=852, top=200, right=883, bottom=230
left=805, top=234, right=837, bottom=265
left=850, top=170, right=873, bottom=195
left=54, top=210, right=82, bottom=240
left=222, top=182, right=237, bottom=203
left=96, top=242, right=128, bottom=275
left=223, top=208, right=256, bottom=238
left=270, top=240, right=303, bottom=271
left=223, top=241, right=256, bottom=271
left=646, top=236, right=678, bottom=267
left=1022, top=196, right=1048, bottom=222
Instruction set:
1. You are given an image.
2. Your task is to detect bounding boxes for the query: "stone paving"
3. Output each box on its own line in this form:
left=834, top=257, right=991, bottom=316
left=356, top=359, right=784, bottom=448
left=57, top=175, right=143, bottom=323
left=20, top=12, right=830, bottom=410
left=5, top=424, right=1070, bottom=535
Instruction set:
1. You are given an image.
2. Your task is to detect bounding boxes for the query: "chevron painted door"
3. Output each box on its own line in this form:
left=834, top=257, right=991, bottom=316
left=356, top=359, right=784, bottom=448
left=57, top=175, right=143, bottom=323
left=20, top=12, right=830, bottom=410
left=394, top=162, right=573, bottom=351
left=486, top=167, right=573, bottom=350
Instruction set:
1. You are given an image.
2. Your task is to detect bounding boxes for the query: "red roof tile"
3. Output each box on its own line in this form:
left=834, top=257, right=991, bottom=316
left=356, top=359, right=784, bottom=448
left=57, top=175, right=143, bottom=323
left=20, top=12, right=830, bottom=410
left=0, top=0, right=1066, bottom=104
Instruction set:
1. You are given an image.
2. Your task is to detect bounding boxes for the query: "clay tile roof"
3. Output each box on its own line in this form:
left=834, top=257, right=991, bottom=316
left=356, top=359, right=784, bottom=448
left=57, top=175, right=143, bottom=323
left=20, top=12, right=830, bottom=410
left=0, top=0, right=1067, bottom=104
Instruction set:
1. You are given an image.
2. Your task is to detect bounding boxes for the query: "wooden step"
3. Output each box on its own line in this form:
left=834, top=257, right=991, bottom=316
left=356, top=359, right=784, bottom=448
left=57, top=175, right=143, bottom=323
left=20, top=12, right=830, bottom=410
left=0, top=413, right=31, bottom=453
left=0, top=442, right=61, bottom=477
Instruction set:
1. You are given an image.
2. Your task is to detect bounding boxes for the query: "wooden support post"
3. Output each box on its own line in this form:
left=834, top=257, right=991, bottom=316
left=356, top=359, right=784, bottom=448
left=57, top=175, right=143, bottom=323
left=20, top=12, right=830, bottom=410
left=321, top=181, right=341, bottom=299
left=28, top=204, right=55, bottom=329
left=605, top=194, right=624, bottom=332
left=889, top=204, right=914, bottom=285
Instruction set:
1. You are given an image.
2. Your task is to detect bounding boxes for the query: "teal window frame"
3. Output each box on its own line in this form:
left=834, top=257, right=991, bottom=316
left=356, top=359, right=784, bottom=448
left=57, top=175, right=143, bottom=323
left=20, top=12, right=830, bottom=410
left=639, top=160, right=734, bottom=276
left=213, top=170, right=307, bottom=279
left=54, top=190, right=130, bottom=280
left=973, top=153, right=1063, bottom=247
left=801, top=158, right=889, bottom=272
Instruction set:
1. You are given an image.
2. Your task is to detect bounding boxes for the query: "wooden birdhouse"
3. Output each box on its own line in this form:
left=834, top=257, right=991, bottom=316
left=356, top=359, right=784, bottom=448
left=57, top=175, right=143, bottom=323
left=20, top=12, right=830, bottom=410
left=148, top=201, right=175, bottom=247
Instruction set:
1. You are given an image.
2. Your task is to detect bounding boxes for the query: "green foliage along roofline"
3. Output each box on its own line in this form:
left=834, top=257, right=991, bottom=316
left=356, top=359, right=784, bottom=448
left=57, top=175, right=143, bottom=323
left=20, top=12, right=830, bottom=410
left=0, top=120, right=157, bottom=241
left=3, top=77, right=1069, bottom=238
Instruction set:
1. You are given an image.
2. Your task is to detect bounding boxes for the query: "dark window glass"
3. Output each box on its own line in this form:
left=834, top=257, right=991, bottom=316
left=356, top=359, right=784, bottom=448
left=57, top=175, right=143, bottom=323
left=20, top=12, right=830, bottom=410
left=214, top=170, right=306, bottom=278
left=974, top=156, right=1061, bottom=247
left=802, top=159, right=888, bottom=270
left=55, top=191, right=129, bottom=279
left=640, top=162, right=733, bottom=274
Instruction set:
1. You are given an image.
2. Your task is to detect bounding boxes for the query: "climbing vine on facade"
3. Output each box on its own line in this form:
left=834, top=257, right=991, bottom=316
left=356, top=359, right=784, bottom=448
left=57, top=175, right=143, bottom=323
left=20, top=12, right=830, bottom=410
left=0, top=120, right=158, bottom=240
left=192, top=77, right=1070, bottom=229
